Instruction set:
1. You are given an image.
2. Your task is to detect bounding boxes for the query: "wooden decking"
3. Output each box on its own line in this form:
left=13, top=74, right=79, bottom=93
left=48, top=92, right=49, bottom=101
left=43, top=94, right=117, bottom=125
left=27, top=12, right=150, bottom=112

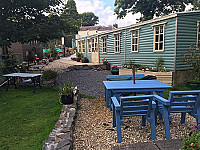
left=119, top=69, right=173, bottom=85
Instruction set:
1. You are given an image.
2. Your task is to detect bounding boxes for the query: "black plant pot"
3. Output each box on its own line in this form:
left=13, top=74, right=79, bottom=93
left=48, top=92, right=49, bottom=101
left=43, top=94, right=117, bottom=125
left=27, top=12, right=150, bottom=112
left=60, top=94, right=73, bottom=105
left=111, top=69, right=119, bottom=75
left=187, top=82, right=200, bottom=89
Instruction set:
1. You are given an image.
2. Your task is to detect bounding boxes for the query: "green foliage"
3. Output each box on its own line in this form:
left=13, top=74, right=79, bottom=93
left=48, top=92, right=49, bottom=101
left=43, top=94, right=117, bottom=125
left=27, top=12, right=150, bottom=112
left=81, top=57, right=89, bottom=63
left=42, top=70, right=58, bottom=81
left=182, top=125, right=200, bottom=150
left=102, top=58, right=110, bottom=65
left=80, top=12, right=99, bottom=26
left=155, top=57, right=164, bottom=71
left=76, top=52, right=83, bottom=58
left=126, top=59, right=134, bottom=69
left=0, top=0, right=63, bottom=52
left=114, top=0, right=194, bottom=21
left=181, top=44, right=200, bottom=81
left=60, top=80, right=75, bottom=96
left=0, top=51, right=19, bottom=74
left=0, top=86, right=61, bottom=150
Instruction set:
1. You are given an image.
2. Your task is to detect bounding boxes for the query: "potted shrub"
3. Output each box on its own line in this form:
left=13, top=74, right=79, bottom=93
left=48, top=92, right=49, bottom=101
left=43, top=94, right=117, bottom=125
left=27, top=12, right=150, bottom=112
left=42, top=70, right=58, bottom=86
left=81, top=57, right=89, bottom=63
left=181, top=44, right=200, bottom=88
left=59, top=81, right=75, bottom=105
left=111, top=65, right=119, bottom=75
left=182, top=124, right=200, bottom=150
left=101, top=58, right=110, bottom=70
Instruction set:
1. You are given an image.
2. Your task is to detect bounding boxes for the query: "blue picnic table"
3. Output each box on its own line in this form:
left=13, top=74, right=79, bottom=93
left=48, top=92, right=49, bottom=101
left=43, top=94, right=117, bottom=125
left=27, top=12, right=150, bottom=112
left=103, top=80, right=172, bottom=108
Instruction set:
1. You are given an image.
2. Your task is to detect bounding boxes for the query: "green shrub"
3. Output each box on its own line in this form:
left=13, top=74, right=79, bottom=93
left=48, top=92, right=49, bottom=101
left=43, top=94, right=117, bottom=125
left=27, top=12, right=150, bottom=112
left=182, top=124, right=200, bottom=150
left=81, top=57, right=89, bottom=63
left=42, top=70, right=58, bottom=81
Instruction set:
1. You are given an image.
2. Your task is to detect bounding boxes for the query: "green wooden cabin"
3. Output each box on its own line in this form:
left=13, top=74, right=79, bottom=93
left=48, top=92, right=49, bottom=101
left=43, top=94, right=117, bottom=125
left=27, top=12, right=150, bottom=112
left=76, top=11, right=200, bottom=84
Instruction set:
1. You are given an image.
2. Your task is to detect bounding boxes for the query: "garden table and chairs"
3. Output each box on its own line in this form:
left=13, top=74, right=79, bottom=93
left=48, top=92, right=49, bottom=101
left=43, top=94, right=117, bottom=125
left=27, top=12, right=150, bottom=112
left=3, top=73, right=42, bottom=93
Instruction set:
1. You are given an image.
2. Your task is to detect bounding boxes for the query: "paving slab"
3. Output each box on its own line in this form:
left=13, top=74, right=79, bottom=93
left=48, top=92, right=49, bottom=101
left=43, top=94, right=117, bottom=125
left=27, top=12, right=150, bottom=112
left=155, top=139, right=182, bottom=150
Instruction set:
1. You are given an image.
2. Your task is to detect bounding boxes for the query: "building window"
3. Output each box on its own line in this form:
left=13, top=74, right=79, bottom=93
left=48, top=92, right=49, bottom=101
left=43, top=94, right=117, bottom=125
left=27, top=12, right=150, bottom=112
left=95, top=37, right=98, bottom=51
left=153, top=24, right=165, bottom=52
left=87, top=39, right=91, bottom=53
left=78, top=41, right=81, bottom=52
left=114, top=34, right=120, bottom=53
left=130, top=29, right=139, bottom=52
left=82, top=40, right=85, bottom=53
left=197, top=21, right=200, bottom=49
left=102, top=36, right=107, bottom=53
left=91, top=38, right=95, bottom=52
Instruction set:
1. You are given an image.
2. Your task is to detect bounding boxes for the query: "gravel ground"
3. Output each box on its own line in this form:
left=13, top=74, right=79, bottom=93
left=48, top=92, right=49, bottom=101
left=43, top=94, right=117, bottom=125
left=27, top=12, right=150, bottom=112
left=56, top=69, right=111, bottom=97
left=73, top=97, right=196, bottom=149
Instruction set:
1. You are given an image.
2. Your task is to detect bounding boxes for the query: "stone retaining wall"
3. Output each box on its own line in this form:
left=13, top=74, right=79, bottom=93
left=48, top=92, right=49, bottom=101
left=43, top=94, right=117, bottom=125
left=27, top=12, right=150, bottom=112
left=42, top=94, right=79, bottom=150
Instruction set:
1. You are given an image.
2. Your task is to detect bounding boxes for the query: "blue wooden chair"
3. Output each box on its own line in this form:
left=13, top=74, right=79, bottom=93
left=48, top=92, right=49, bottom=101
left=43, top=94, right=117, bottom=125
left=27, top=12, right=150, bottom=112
left=111, top=95, right=157, bottom=143
left=155, top=90, right=200, bottom=139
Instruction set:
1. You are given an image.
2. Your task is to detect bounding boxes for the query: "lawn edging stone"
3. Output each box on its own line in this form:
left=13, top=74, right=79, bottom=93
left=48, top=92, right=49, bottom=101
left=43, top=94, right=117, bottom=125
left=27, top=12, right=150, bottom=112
left=42, top=93, right=80, bottom=150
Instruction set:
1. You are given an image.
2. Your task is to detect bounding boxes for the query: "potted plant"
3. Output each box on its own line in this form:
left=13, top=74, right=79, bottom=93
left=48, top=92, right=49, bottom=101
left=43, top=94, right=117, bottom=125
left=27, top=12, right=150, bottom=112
left=42, top=70, right=58, bottom=86
left=59, top=80, right=75, bottom=105
left=182, top=124, right=200, bottom=150
left=111, top=65, right=119, bottom=75
left=101, top=58, right=110, bottom=70
left=181, top=44, right=200, bottom=88
left=81, top=57, right=89, bottom=63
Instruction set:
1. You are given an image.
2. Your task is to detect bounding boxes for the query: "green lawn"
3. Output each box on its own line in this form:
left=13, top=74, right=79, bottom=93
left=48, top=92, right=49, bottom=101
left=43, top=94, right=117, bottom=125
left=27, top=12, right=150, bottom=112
left=0, top=85, right=62, bottom=150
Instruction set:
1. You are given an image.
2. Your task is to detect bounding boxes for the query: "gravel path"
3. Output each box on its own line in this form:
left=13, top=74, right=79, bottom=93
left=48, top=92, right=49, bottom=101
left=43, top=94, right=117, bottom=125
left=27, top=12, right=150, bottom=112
left=56, top=70, right=111, bottom=97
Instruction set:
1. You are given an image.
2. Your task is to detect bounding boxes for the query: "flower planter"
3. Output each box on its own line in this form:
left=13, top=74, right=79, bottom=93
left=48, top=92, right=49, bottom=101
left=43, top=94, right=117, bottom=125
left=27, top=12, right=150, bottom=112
left=111, top=69, right=119, bottom=75
left=60, top=94, right=73, bottom=105
left=100, top=64, right=110, bottom=70
left=187, top=82, right=200, bottom=89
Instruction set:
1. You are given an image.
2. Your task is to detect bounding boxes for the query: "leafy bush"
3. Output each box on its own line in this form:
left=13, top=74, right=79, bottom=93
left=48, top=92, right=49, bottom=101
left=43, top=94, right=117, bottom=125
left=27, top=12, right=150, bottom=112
left=42, top=70, right=58, bottom=81
left=60, top=80, right=75, bottom=96
left=182, top=124, right=200, bottom=150
left=155, top=57, right=164, bottom=71
left=81, top=57, right=89, bottom=63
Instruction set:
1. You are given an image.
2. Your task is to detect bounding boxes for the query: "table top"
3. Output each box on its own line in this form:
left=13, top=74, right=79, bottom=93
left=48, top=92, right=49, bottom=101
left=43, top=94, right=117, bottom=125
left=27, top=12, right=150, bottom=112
left=3, top=73, right=42, bottom=78
left=103, top=80, right=172, bottom=90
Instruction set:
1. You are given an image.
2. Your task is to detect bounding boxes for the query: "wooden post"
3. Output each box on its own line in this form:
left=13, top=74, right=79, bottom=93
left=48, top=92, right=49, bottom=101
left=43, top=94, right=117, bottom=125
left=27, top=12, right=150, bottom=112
left=132, top=65, right=135, bottom=84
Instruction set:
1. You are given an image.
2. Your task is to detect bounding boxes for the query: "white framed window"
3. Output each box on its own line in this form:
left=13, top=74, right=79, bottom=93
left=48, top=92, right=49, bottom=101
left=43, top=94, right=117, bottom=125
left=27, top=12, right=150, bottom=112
left=78, top=41, right=81, bottom=52
left=197, top=21, right=200, bottom=49
left=82, top=40, right=85, bottom=53
left=102, top=36, right=107, bottom=53
left=130, top=29, right=139, bottom=52
left=95, top=37, right=98, bottom=51
left=152, top=23, right=166, bottom=52
left=114, top=33, right=120, bottom=53
left=87, top=39, right=91, bottom=53
left=91, top=38, right=95, bottom=52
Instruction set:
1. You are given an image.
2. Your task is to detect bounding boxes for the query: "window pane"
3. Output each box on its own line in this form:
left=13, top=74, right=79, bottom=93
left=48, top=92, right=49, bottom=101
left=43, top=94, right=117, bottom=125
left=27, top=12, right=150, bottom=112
left=134, top=45, right=137, bottom=51
left=159, top=43, right=163, bottom=50
left=135, top=38, right=138, bottom=44
left=132, top=32, right=135, bottom=37
left=132, top=45, right=134, bottom=51
left=160, top=34, right=163, bottom=42
left=155, top=43, right=158, bottom=50
left=156, top=26, right=159, bottom=34
left=135, top=30, right=138, bottom=36
left=155, top=35, right=159, bottom=42
left=160, top=25, right=163, bottom=33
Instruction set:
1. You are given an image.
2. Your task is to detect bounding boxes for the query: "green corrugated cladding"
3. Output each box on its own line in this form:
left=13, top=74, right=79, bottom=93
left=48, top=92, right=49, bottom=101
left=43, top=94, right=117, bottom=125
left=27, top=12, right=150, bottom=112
left=176, top=12, right=200, bottom=71
left=99, top=18, right=176, bottom=71
left=99, top=29, right=125, bottom=66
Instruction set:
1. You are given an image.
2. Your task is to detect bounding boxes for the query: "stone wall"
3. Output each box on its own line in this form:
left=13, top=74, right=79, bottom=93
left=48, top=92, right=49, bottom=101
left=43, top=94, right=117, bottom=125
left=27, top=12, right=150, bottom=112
left=42, top=94, right=79, bottom=150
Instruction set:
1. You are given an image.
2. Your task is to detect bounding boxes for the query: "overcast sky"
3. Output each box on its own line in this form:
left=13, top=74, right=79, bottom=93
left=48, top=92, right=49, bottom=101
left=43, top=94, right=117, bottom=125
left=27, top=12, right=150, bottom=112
left=74, top=0, right=141, bottom=27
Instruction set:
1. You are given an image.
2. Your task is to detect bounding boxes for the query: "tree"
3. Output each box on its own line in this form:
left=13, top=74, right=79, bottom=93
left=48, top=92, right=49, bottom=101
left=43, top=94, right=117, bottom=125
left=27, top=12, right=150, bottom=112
left=114, top=0, right=194, bottom=21
left=0, top=0, right=63, bottom=54
left=80, top=12, right=99, bottom=26
left=60, top=0, right=81, bottom=35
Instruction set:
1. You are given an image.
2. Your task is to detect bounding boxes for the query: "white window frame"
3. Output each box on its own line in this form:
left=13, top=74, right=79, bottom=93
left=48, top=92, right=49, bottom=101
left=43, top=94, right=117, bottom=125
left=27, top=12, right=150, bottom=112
left=78, top=41, right=81, bottom=52
left=152, top=22, right=166, bottom=52
left=101, top=36, right=107, bottom=53
left=82, top=40, right=85, bottom=53
left=95, top=37, right=98, bottom=52
left=130, top=28, right=140, bottom=52
left=113, top=33, right=120, bottom=53
left=197, top=21, right=200, bottom=49
left=87, top=39, right=91, bottom=53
